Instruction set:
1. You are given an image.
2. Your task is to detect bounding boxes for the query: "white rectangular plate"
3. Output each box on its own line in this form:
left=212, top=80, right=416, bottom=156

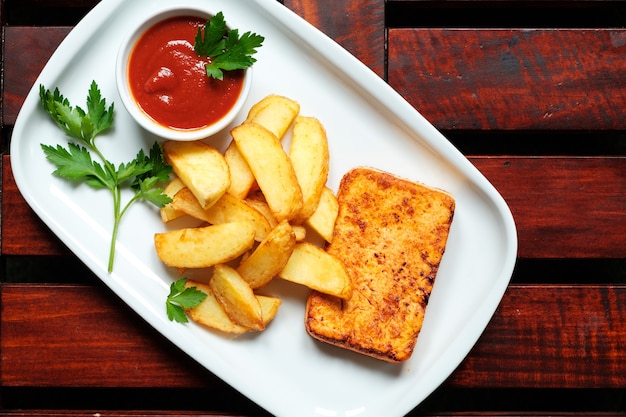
left=11, top=0, right=517, bottom=416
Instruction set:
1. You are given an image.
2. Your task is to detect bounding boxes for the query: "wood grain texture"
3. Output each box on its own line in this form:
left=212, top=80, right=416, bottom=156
left=1, top=283, right=624, bottom=389
left=0, top=413, right=254, bottom=417
left=1, top=157, right=69, bottom=255
left=449, top=285, right=626, bottom=388
left=0, top=284, right=212, bottom=388
left=2, top=26, right=71, bottom=125
left=282, top=0, right=385, bottom=77
left=471, top=156, right=626, bottom=259
left=388, top=28, right=626, bottom=131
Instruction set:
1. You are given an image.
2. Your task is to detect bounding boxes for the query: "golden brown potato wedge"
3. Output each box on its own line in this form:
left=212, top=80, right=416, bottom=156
left=160, top=177, right=187, bottom=223
left=162, top=140, right=230, bottom=209
left=209, top=264, right=264, bottom=331
left=184, top=280, right=249, bottom=334
left=231, top=123, right=303, bottom=222
left=237, top=220, right=296, bottom=289
left=305, top=186, right=339, bottom=243
left=168, top=187, right=209, bottom=222
left=291, top=225, right=307, bottom=241
left=257, top=294, right=282, bottom=323
left=154, top=222, right=255, bottom=268
left=289, top=116, right=330, bottom=224
left=243, top=197, right=278, bottom=229
left=244, top=94, right=300, bottom=140
left=171, top=188, right=271, bottom=242
left=205, top=192, right=271, bottom=242
left=185, top=281, right=282, bottom=333
left=224, top=141, right=255, bottom=199
left=278, top=242, right=352, bottom=299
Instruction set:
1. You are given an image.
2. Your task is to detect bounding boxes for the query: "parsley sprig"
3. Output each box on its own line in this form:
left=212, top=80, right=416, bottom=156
left=39, top=81, right=172, bottom=273
left=194, top=11, right=264, bottom=81
left=166, top=278, right=208, bottom=323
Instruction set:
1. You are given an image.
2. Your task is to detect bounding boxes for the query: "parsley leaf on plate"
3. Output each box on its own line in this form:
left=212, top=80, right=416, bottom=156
left=194, top=11, right=264, bottom=80
left=166, top=278, right=208, bottom=323
left=40, top=81, right=172, bottom=273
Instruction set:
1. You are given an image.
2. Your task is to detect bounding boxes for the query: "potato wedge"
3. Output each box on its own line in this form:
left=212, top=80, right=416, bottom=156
left=289, top=116, right=330, bottom=224
left=244, top=197, right=278, bottom=229
left=205, top=192, right=271, bottom=242
left=224, top=140, right=255, bottom=199
left=185, top=280, right=281, bottom=333
left=305, top=186, right=339, bottom=243
left=160, top=177, right=187, bottom=223
left=154, top=222, right=255, bottom=268
left=162, top=140, right=230, bottom=209
left=168, top=187, right=209, bottom=222
left=237, top=220, right=296, bottom=288
left=291, top=225, right=307, bottom=241
left=171, top=188, right=271, bottom=242
left=185, top=281, right=281, bottom=333
left=278, top=242, right=352, bottom=299
left=184, top=280, right=249, bottom=334
left=210, top=264, right=264, bottom=331
left=244, top=94, right=300, bottom=140
left=256, top=294, right=282, bottom=323
left=231, top=123, right=303, bottom=222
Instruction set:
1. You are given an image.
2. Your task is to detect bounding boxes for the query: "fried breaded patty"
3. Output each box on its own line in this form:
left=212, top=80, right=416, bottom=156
left=305, top=167, right=455, bottom=362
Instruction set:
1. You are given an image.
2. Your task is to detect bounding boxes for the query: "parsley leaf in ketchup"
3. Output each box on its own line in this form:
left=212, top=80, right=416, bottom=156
left=194, top=11, right=264, bottom=81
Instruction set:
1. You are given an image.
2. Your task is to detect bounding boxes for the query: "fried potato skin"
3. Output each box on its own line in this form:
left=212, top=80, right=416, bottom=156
left=171, top=188, right=271, bottom=242
left=237, top=220, right=296, bottom=289
left=278, top=242, right=352, bottom=299
left=185, top=280, right=250, bottom=334
left=162, top=140, right=230, bottom=209
left=210, top=264, right=264, bottom=331
left=154, top=222, right=255, bottom=268
left=244, top=94, right=300, bottom=140
left=224, top=141, right=255, bottom=200
left=289, top=116, right=330, bottom=224
left=305, top=186, right=338, bottom=243
left=256, top=295, right=282, bottom=323
left=160, top=177, right=187, bottom=223
left=185, top=280, right=282, bottom=333
left=231, top=123, right=303, bottom=223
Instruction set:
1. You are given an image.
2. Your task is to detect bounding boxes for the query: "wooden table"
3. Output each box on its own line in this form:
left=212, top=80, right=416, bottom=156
left=2, top=0, right=625, bottom=415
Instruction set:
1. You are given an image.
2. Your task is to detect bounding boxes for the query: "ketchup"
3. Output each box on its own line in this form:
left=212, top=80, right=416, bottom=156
left=128, top=16, right=244, bottom=130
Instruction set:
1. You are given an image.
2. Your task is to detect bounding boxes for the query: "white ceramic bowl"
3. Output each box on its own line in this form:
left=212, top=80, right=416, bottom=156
left=116, top=6, right=252, bottom=141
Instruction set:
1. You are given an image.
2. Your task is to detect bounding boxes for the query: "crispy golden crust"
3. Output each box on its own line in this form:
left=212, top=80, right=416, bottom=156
left=305, top=167, right=455, bottom=363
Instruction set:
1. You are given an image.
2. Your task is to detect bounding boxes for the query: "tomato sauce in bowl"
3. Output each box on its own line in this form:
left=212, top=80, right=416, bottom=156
left=129, top=16, right=244, bottom=130
left=117, top=7, right=251, bottom=141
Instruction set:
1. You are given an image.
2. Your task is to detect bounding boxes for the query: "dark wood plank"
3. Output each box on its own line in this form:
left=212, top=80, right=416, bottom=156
left=0, top=284, right=212, bottom=388
left=5, top=155, right=625, bottom=259
left=1, top=156, right=68, bottom=256
left=5, top=0, right=98, bottom=5
left=278, top=0, right=386, bottom=77
left=449, top=284, right=626, bottom=388
left=2, top=1, right=99, bottom=26
left=0, top=413, right=248, bottom=417
left=0, top=411, right=246, bottom=417
left=2, top=27, right=71, bottom=125
left=387, top=28, right=626, bottom=131
left=471, top=156, right=626, bottom=259
left=2, top=283, right=625, bottom=389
